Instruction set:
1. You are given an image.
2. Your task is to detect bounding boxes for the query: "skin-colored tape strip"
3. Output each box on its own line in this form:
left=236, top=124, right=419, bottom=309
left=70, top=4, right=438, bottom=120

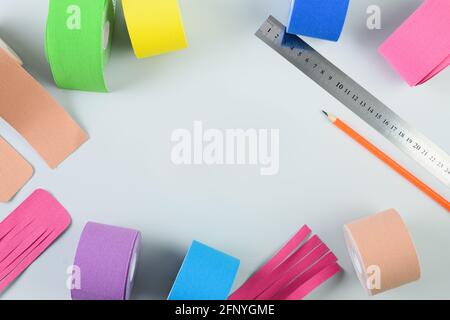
left=344, top=209, right=421, bottom=296
left=0, top=48, right=88, bottom=169
left=0, top=38, right=22, bottom=65
left=228, top=225, right=311, bottom=300
left=122, top=0, right=188, bottom=59
left=46, top=0, right=115, bottom=92
left=0, top=137, right=33, bottom=203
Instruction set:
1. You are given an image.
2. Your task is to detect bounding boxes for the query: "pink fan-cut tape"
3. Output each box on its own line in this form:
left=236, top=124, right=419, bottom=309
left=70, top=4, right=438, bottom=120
left=0, top=189, right=71, bottom=293
left=228, top=225, right=340, bottom=300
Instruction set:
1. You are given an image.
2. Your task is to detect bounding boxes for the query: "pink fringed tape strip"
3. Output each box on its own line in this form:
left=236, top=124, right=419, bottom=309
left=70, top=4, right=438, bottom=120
left=379, top=0, right=450, bottom=86
left=0, top=189, right=71, bottom=293
left=228, top=225, right=341, bottom=300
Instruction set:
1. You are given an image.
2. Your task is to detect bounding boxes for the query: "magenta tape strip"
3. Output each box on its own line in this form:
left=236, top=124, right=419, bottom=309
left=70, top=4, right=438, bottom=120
left=0, top=228, right=51, bottom=280
left=272, top=252, right=338, bottom=300
left=0, top=224, right=47, bottom=269
left=256, top=243, right=330, bottom=300
left=252, top=236, right=323, bottom=300
left=228, top=225, right=311, bottom=300
left=0, top=189, right=71, bottom=294
left=229, top=225, right=340, bottom=300
left=284, top=263, right=341, bottom=300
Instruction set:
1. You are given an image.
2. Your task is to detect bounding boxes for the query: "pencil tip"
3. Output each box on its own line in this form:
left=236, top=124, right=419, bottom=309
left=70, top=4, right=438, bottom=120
left=322, top=110, right=328, bottom=117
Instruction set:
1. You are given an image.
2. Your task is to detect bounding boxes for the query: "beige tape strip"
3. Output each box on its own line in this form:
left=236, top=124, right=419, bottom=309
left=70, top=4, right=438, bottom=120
left=0, top=137, right=33, bottom=202
left=344, top=209, right=420, bottom=296
left=0, top=38, right=22, bottom=65
left=0, top=47, right=88, bottom=169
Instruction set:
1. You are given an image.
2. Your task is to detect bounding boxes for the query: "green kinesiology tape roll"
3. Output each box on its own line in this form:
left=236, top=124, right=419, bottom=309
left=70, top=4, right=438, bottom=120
left=46, top=0, right=115, bottom=92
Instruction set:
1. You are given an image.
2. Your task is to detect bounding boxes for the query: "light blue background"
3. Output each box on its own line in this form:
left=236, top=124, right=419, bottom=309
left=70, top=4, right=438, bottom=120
left=0, top=0, right=449, bottom=299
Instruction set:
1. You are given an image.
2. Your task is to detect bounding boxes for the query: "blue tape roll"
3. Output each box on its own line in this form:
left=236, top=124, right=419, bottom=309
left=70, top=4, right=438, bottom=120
left=168, top=241, right=240, bottom=300
left=287, top=0, right=350, bottom=41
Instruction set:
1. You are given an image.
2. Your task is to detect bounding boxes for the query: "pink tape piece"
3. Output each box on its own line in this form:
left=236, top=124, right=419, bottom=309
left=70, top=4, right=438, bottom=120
left=379, top=0, right=450, bottom=86
left=0, top=230, right=54, bottom=292
left=0, top=209, right=37, bottom=241
left=272, top=251, right=338, bottom=300
left=256, top=243, right=330, bottom=300
left=0, top=189, right=71, bottom=293
left=284, top=263, right=341, bottom=300
left=0, top=221, right=43, bottom=265
left=228, top=225, right=311, bottom=300
left=0, top=228, right=50, bottom=278
left=252, top=236, right=323, bottom=300
left=241, top=235, right=322, bottom=300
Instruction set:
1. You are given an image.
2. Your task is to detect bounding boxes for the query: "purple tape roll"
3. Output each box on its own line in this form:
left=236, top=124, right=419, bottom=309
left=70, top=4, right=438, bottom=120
left=71, top=222, right=141, bottom=300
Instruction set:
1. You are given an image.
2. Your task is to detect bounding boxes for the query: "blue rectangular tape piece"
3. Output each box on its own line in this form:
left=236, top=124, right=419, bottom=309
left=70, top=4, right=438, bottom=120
left=287, top=0, right=350, bottom=41
left=168, top=241, right=240, bottom=300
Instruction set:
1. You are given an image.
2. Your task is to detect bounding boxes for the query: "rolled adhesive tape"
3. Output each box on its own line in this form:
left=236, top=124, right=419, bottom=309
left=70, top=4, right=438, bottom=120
left=168, top=241, right=240, bottom=300
left=344, top=209, right=420, bottom=296
left=287, top=0, right=350, bottom=41
left=46, top=0, right=115, bottom=92
left=122, top=0, right=188, bottom=59
left=0, top=38, right=22, bottom=65
left=71, top=222, right=141, bottom=300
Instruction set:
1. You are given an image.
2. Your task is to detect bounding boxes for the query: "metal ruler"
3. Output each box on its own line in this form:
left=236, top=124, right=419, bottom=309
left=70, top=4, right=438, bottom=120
left=256, top=16, right=450, bottom=187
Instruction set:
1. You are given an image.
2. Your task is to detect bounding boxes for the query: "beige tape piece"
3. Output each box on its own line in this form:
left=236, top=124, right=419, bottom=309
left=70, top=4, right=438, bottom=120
left=0, top=38, right=23, bottom=65
left=0, top=137, right=33, bottom=202
left=0, top=47, right=88, bottom=169
left=344, top=209, right=420, bottom=296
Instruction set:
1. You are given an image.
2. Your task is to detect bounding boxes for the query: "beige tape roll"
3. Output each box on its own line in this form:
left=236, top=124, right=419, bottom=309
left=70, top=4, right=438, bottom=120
left=344, top=209, right=420, bottom=296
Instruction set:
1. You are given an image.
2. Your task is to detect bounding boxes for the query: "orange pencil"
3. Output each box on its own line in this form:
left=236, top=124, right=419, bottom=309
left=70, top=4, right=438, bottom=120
left=322, top=111, right=450, bottom=212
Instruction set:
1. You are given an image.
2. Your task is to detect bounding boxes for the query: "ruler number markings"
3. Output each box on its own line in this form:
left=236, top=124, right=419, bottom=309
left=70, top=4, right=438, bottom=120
left=257, top=16, right=450, bottom=185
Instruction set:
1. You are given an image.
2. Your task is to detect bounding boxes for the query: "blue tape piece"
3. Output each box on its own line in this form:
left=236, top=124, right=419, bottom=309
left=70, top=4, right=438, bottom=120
left=168, top=241, right=240, bottom=300
left=287, top=0, right=350, bottom=41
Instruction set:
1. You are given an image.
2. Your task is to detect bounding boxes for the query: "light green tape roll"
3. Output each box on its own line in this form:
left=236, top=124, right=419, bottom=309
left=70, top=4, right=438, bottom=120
left=46, top=0, right=115, bottom=92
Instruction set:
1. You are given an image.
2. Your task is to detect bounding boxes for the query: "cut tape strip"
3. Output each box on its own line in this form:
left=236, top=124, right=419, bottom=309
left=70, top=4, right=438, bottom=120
left=0, top=137, right=33, bottom=203
left=46, top=0, right=115, bottom=92
left=245, top=235, right=323, bottom=300
left=379, top=0, right=450, bottom=86
left=256, top=242, right=330, bottom=300
left=0, top=38, right=22, bottom=65
left=229, top=226, right=340, bottom=300
left=168, top=241, right=240, bottom=300
left=0, top=189, right=71, bottom=293
left=273, top=252, right=338, bottom=300
left=122, top=0, right=188, bottom=58
left=284, top=263, right=341, bottom=300
left=0, top=47, right=88, bottom=169
left=287, top=0, right=350, bottom=41
left=228, top=225, right=311, bottom=300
